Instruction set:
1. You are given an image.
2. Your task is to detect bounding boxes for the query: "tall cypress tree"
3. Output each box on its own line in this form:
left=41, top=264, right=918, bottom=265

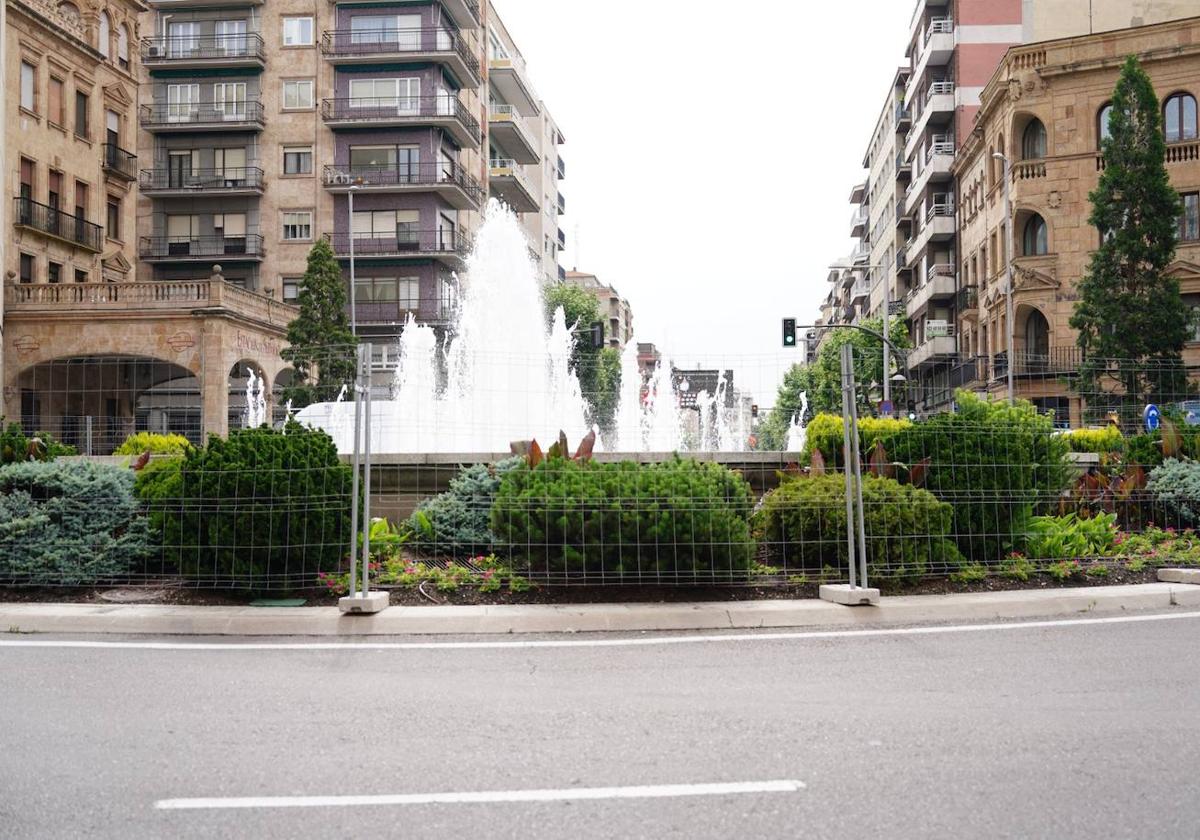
left=280, top=238, right=358, bottom=408
left=1070, top=55, right=1189, bottom=410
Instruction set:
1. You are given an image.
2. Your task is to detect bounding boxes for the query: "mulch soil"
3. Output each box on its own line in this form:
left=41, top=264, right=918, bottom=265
left=0, top=566, right=1165, bottom=608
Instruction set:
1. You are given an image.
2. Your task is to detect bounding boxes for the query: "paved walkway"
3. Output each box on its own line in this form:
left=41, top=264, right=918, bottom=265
left=2, top=574, right=1197, bottom=636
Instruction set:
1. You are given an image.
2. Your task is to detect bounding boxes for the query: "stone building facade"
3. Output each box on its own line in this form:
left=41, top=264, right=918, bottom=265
left=954, top=15, right=1200, bottom=426
left=563, top=270, right=634, bottom=350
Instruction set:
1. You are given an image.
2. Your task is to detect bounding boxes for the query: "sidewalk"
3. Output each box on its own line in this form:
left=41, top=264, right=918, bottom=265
left=2, top=575, right=1198, bottom=637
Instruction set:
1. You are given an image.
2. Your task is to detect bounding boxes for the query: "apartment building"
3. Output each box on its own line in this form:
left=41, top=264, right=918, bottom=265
left=564, top=269, right=633, bottom=350
left=821, top=0, right=1198, bottom=413
left=2, top=0, right=566, bottom=452
left=954, top=16, right=1200, bottom=426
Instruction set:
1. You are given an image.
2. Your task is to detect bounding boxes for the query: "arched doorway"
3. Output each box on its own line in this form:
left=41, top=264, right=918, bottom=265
left=14, top=355, right=200, bottom=454
left=1024, top=309, right=1051, bottom=373
left=271, top=368, right=298, bottom=427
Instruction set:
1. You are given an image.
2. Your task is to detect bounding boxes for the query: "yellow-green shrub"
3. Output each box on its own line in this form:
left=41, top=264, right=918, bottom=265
left=800, top=413, right=911, bottom=466
left=115, top=432, right=192, bottom=456
left=1063, top=426, right=1123, bottom=454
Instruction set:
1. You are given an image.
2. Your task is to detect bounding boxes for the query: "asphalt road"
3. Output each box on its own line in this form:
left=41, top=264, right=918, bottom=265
left=2, top=612, right=1200, bottom=839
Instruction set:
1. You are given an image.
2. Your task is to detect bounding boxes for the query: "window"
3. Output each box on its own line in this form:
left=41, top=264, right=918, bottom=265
left=353, top=209, right=418, bottom=239
left=1021, top=118, right=1046, bottom=159
left=166, top=84, right=199, bottom=122
left=98, top=11, right=110, bottom=59
left=282, top=80, right=314, bottom=110
left=213, top=82, right=247, bottom=119
left=1180, top=192, right=1200, bottom=243
left=19, top=254, right=35, bottom=283
left=282, top=211, right=313, bottom=240
left=74, top=91, right=89, bottom=139
left=349, top=77, right=419, bottom=111
left=74, top=268, right=89, bottom=284
left=1022, top=214, right=1049, bottom=256
left=117, top=25, right=129, bottom=69
left=1164, top=93, right=1198, bottom=143
left=48, top=261, right=62, bottom=284
left=349, top=144, right=419, bottom=179
left=214, top=147, right=246, bottom=180
left=1098, top=103, right=1113, bottom=146
left=282, top=277, right=301, bottom=302
left=282, top=17, right=314, bottom=46
left=283, top=146, right=313, bottom=174
left=20, top=62, right=36, bottom=112
left=106, top=198, right=120, bottom=240
left=350, top=14, right=421, bottom=49
left=49, top=77, right=64, bottom=125
left=213, top=213, right=246, bottom=238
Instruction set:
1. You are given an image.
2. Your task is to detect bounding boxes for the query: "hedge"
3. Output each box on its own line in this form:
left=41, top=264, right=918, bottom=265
left=490, top=456, right=756, bottom=579
left=753, top=473, right=962, bottom=580
left=801, top=413, right=911, bottom=467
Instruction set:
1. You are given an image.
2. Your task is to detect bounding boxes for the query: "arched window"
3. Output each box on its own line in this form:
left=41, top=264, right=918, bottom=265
left=1164, top=92, right=1198, bottom=143
left=117, top=24, right=129, bottom=69
left=1098, top=102, right=1113, bottom=146
left=1025, top=310, right=1051, bottom=367
left=1022, top=118, right=1047, bottom=159
left=1023, top=214, right=1049, bottom=256
left=98, top=11, right=111, bottom=58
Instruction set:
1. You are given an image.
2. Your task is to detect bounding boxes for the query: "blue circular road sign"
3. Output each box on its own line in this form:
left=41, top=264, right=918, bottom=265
left=1144, top=404, right=1161, bottom=432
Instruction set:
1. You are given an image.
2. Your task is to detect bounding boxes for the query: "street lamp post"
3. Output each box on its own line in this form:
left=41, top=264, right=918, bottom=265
left=828, top=262, right=901, bottom=413
left=993, top=152, right=1016, bottom=405
left=348, top=182, right=360, bottom=335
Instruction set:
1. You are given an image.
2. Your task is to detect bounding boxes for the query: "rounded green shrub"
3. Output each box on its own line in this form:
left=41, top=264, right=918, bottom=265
left=1063, top=426, right=1123, bottom=454
left=490, top=456, right=756, bottom=580
left=408, top=456, right=525, bottom=556
left=115, top=432, right=192, bottom=456
left=1148, top=458, right=1200, bottom=525
left=0, top=460, right=153, bottom=584
left=801, top=413, right=911, bottom=466
left=753, top=473, right=962, bottom=580
left=152, top=424, right=352, bottom=589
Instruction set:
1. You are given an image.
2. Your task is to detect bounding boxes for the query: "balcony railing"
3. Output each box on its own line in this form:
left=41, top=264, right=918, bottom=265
left=6, top=279, right=297, bottom=327
left=102, top=143, right=137, bottom=181
left=322, top=161, right=482, bottom=200
left=140, top=33, right=265, bottom=63
left=139, top=234, right=266, bottom=260
left=139, top=167, right=265, bottom=192
left=327, top=229, right=471, bottom=259
left=957, top=284, right=979, bottom=313
left=926, top=17, right=953, bottom=40
left=139, top=101, right=266, bottom=129
left=929, top=80, right=955, bottom=97
left=13, top=197, right=102, bottom=252
left=319, top=27, right=479, bottom=80
left=320, top=95, right=479, bottom=141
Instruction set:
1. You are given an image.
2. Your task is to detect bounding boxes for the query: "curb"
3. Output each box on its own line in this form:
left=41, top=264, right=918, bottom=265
left=2, top=581, right=1199, bottom=637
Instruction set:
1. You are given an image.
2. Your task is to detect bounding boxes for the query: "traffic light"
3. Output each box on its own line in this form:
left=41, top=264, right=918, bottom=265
left=751, top=404, right=759, bottom=418
left=782, top=318, right=797, bottom=348
left=589, top=322, right=604, bottom=349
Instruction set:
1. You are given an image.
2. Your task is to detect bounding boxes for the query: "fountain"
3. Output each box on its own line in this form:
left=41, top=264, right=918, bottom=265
left=297, top=201, right=755, bottom=454
left=784, top=391, right=809, bottom=453
left=242, top=370, right=267, bottom=429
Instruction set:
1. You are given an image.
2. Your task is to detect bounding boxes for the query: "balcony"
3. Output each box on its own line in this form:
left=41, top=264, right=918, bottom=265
left=5, top=278, right=297, bottom=329
left=849, top=181, right=867, bottom=205
left=140, top=33, right=266, bottom=70
left=13, top=197, right=101, bottom=252
left=329, top=229, right=470, bottom=266
left=139, top=234, right=265, bottom=262
left=904, top=81, right=955, bottom=160
left=140, top=101, right=265, bottom=133
left=957, top=284, right=979, bottom=318
left=912, top=17, right=954, bottom=86
left=320, top=27, right=479, bottom=85
left=904, top=263, right=956, bottom=317
left=908, top=202, right=955, bottom=259
left=488, top=104, right=539, bottom=165
left=101, top=143, right=137, bottom=182
left=557, top=228, right=566, bottom=249
left=557, top=192, right=566, bottom=215
left=488, top=159, right=539, bottom=213
left=851, top=280, right=871, bottom=303
left=320, top=96, right=480, bottom=150
left=149, top=0, right=264, bottom=6
left=488, top=54, right=540, bottom=116
left=321, top=162, right=482, bottom=210
left=895, top=103, right=911, bottom=132
left=352, top=301, right=455, bottom=328
left=908, top=326, right=957, bottom=369
left=850, top=207, right=868, bottom=238
left=139, top=167, right=265, bottom=197
left=557, top=156, right=566, bottom=180
left=905, top=139, right=955, bottom=215
left=895, top=150, right=911, bottom=182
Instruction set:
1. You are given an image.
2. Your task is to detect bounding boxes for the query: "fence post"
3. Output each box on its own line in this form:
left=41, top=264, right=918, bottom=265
left=338, top=342, right=388, bottom=613
left=819, top=344, right=881, bottom=606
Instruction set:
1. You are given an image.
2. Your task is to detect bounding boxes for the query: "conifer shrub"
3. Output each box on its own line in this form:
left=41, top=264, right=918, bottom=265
left=408, top=457, right=525, bottom=556
left=490, top=456, right=756, bottom=580
left=753, top=473, right=961, bottom=580
left=150, top=424, right=352, bottom=589
left=114, top=432, right=193, bottom=456
left=0, top=460, right=152, bottom=584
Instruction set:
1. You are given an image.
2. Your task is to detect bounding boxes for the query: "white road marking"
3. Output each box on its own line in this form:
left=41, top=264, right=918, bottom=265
left=1, top=610, right=1198, bottom=651
left=154, top=779, right=806, bottom=811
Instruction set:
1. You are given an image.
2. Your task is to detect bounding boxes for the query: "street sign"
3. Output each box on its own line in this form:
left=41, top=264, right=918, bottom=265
left=1144, top=404, right=1161, bottom=432
left=879, top=399, right=895, bottom=416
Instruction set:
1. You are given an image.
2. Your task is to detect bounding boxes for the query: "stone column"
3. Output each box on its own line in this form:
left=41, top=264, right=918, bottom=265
left=198, top=271, right=229, bottom=440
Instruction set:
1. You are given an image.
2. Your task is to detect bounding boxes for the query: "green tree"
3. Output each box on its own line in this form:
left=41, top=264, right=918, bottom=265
left=1070, top=55, right=1190, bottom=413
left=543, top=283, right=622, bottom=431
left=281, top=239, right=358, bottom=408
left=756, top=364, right=817, bottom=451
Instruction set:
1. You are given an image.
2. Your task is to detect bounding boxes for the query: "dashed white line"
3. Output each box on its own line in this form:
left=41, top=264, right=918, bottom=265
left=154, top=779, right=806, bottom=810
left=1, top=610, right=1197, bottom=651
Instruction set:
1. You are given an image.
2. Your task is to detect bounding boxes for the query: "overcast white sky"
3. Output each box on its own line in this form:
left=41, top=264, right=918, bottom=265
left=493, top=0, right=916, bottom=405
